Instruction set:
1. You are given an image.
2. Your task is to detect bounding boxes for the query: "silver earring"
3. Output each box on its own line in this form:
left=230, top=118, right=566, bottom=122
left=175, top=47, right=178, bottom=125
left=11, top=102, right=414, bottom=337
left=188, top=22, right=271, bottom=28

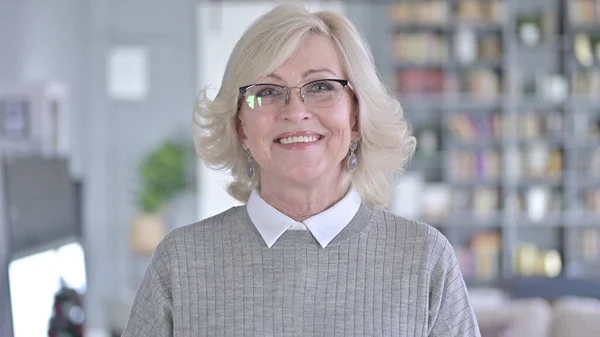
left=246, top=148, right=255, bottom=179
left=347, top=141, right=358, bottom=172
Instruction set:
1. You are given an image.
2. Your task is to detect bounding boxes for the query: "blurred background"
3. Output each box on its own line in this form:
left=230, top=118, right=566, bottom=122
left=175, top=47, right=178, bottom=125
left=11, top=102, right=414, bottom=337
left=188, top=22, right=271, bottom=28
left=1, top=0, right=599, bottom=336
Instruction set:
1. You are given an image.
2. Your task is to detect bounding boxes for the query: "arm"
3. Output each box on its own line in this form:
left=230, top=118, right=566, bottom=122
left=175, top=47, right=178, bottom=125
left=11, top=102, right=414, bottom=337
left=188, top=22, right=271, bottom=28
left=122, top=238, right=173, bottom=337
left=427, top=236, right=481, bottom=337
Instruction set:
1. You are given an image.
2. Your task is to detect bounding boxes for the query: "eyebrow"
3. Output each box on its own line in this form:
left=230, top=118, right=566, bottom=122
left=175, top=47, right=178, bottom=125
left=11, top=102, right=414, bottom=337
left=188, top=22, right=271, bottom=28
left=265, top=68, right=338, bottom=81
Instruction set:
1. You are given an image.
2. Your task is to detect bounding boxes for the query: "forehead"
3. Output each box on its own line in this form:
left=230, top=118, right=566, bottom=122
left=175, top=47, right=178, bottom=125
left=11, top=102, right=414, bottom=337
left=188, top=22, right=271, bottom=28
left=270, top=34, right=344, bottom=80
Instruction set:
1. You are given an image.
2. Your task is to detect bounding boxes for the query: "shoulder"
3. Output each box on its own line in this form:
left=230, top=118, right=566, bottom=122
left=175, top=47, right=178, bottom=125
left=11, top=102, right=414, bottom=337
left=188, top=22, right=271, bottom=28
left=375, top=207, right=451, bottom=249
left=373, top=207, right=455, bottom=268
left=170, top=205, right=244, bottom=238
left=152, top=205, right=246, bottom=259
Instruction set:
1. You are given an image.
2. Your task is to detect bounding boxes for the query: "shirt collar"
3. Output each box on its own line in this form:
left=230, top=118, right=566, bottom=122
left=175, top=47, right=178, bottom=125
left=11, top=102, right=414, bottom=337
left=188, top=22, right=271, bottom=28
left=246, top=187, right=361, bottom=248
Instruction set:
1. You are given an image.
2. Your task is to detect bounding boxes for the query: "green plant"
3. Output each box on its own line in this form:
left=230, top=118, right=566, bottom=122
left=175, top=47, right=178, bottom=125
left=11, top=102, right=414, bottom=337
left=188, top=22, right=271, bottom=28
left=137, top=140, right=190, bottom=213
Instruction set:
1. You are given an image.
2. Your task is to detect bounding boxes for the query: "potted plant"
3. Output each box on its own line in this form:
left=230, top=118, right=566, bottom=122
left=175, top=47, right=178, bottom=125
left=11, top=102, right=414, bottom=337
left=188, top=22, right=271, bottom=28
left=129, top=139, right=192, bottom=256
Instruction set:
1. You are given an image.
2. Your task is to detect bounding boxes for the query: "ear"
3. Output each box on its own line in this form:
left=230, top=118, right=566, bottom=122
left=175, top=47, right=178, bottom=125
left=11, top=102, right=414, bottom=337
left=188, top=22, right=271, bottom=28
left=350, top=107, right=361, bottom=142
left=236, top=114, right=249, bottom=149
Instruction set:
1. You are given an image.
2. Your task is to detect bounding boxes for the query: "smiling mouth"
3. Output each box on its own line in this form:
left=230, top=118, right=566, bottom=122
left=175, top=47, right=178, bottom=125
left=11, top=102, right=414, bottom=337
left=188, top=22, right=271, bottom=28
left=276, top=135, right=324, bottom=145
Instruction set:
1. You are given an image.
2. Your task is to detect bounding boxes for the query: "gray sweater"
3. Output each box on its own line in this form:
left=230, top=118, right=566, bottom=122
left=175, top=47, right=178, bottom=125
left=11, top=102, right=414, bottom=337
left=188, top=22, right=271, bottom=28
left=122, top=203, right=481, bottom=336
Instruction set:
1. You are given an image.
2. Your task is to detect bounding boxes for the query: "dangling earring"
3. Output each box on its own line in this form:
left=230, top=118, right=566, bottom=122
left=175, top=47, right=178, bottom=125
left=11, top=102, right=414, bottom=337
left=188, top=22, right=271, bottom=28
left=246, top=148, right=255, bottom=179
left=347, top=141, right=358, bottom=172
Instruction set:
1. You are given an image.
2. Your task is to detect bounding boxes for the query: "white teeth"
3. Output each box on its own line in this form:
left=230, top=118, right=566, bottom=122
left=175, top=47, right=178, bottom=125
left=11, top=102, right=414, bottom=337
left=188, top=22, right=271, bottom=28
left=278, top=135, right=320, bottom=144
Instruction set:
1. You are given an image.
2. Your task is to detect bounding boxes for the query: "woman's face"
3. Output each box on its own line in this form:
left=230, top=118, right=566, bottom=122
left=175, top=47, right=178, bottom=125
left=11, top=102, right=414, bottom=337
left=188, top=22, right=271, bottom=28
left=237, top=34, right=360, bottom=188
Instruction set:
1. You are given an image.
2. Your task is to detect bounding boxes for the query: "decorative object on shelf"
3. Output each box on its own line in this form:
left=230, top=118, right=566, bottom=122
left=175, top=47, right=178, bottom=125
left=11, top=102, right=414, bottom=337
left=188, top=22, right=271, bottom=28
left=517, top=15, right=542, bottom=46
left=575, top=33, right=595, bottom=67
left=516, top=242, right=563, bottom=278
left=454, top=26, right=478, bottom=65
left=129, top=139, right=192, bottom=256
left=422, top=184, right=451, bottom=223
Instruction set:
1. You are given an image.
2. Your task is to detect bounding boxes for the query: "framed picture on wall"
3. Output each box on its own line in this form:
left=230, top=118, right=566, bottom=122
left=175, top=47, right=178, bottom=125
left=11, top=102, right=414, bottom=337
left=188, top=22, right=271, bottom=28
left=0, top=99, right=30, bottom=139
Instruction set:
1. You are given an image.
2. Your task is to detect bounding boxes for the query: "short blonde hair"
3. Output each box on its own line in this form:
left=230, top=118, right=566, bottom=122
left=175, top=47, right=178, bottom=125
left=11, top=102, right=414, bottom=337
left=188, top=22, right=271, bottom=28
left=193, top=4, right=416, bottom=208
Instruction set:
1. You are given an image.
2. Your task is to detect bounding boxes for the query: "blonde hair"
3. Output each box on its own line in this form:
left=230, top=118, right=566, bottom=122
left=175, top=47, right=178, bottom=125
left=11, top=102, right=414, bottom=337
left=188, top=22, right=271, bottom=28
left=193, top=4, right=416, bottom=208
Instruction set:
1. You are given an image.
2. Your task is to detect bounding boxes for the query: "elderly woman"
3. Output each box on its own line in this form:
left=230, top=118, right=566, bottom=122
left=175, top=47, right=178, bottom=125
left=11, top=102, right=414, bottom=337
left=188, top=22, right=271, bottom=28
left=123, top=4, right=480, bottom=337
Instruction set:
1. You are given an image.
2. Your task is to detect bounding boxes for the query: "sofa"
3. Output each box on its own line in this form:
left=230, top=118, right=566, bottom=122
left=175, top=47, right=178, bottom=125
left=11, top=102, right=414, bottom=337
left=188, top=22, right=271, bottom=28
left=470, top=289, right=600, bottom=337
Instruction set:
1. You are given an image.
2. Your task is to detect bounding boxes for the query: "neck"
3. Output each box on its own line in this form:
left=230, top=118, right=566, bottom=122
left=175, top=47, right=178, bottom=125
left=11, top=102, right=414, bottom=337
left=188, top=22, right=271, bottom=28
left=259, top=169, right=349, bottom=221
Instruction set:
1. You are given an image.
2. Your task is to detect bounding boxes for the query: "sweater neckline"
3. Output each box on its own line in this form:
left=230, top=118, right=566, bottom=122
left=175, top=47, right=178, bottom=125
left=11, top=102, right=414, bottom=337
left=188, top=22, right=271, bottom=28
left=235, top=202, right=378, bottom=249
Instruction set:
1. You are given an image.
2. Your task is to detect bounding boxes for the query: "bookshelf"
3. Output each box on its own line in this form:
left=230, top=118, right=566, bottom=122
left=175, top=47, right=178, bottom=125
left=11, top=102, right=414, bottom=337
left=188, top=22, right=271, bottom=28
left=388, top=0, right=600, bottom=288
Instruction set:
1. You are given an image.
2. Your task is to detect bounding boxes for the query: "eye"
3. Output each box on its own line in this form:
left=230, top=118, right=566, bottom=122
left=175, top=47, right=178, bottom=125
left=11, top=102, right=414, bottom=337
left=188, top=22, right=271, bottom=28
left=308, top=81, right=334, bottom=92
left=256, top=86, right=284, bottom=97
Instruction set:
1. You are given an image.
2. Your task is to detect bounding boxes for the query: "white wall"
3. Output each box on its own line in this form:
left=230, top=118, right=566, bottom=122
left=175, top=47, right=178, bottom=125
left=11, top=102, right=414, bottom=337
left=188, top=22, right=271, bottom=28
left=82, top=0, right=198, bottom=334
left=195, top=1, right=344, bottom=220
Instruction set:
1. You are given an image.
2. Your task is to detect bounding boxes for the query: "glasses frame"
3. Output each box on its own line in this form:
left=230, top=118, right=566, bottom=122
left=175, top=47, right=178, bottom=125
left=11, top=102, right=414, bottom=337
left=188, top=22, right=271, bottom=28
left=238, top=78, right=350, bottom=110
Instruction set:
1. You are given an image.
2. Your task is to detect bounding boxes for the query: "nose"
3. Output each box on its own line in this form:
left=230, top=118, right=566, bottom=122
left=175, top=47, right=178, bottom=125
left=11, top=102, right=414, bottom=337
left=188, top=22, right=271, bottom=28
left=280, top=88, right=310, bottom=122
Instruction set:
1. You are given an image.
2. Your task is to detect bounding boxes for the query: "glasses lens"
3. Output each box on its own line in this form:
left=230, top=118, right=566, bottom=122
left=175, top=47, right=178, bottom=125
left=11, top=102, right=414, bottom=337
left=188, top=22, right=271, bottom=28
left=301, top=80, right=345, bottom=108
left=244, top=85, right=286, bottom=111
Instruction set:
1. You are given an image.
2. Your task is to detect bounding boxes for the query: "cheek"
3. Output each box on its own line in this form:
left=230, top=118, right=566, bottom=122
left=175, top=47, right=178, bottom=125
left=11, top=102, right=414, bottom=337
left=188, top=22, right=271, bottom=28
left=325, top=104, right=355, bottom=133
left=241, top=110, right=274, bottom=145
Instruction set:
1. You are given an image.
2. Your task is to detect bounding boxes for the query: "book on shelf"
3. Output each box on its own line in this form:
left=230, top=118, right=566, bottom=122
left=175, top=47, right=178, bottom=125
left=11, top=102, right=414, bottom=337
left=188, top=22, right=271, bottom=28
left=573, top=32, right=600, bottom=66
left=391, top=1, right=448, bottom=25
left=590, top=149, right=600, bottom=177
left=572, top=71, right=600, bottom=97
left=586, top=189, right=600, bottom=212
left=457, top=0, right=504, bottom=24
left=455, top=231, right=502, bottom=282
left=450, top=150, right=502, bottom=182
left=504, top=143, right=564, bottom=181
left=580, top=229, right=600, bottom=260
left=451, top=187, right=501, bottom=218
left=394, top=33, right=448, bottom=64
left=448, top=112, right=503, bottom=143
left=397, top=69, right=446, bottom=94
left=569, top=0, right=600, bottom=25
left=445, top=69, right=503, bottom=98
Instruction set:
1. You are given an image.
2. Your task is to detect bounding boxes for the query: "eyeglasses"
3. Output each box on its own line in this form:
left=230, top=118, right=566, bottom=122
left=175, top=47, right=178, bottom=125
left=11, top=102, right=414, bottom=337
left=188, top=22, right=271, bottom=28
left=239, top=79, right=349, bottom=112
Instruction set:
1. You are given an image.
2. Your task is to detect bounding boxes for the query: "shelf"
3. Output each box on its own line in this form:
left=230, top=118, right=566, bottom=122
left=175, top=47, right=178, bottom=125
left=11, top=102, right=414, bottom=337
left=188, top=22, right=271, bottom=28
left=572, top=142, right=600, bottom=152
left=501, top=277, right=600, bottom=300
left=567, top=98, right=600, bottom=111
left=565, top=212, right=600, bottom=227
left=569, top=24, right=600, bottom=34
left=394, top=23, right=452, bottom=33
left=465, top=278, right=501, bottom=289
left=447, top=139, right=503, bottom=149
left=509, top=137, right=565, bottom=148
left=516, top=99, right=565, bottom=111
left=398, top=94, right=446, bottom=109
left=444, top=95, right=505, bottom=110
left=452, top=60, right=504, bottom=70
left=574, top=178, right=600, bottom=189
left=385, top=0, right=600, bottom=291
left=448, top=179, right=502, bottom=187
left=393, top=21, right=503, bottom=34
left=452, top=21, right=503, bottom=33
left=506, top=176, right=564, bottom=187
left=444, top=212, right=502, bottom=228
left=510, top=213, right=564, bottom=227
left=396, top=62, right=449, bottom=69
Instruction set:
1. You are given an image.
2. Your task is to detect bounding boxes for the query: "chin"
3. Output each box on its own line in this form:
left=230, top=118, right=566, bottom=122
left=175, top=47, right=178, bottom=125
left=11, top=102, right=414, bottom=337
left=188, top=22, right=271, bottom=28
left=279, top=167, right=326, bottom=184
